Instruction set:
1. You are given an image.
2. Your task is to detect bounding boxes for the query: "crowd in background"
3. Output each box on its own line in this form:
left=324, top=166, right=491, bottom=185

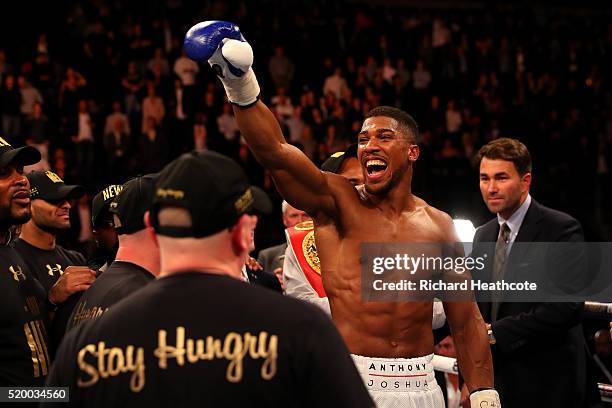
left=1, top=0, right=611, bottom=249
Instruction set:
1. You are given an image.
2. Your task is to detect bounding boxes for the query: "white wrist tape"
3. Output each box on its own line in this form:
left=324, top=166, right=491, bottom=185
left=470, top=389, right=501, bottom=407
left=220, top=68, right=260, bottom=107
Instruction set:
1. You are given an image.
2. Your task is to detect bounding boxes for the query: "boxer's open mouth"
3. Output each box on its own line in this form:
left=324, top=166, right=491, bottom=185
left=366, top=159, right=388, bottom=178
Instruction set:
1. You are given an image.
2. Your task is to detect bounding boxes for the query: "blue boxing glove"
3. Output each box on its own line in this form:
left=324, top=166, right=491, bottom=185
left=184, top=21, right=260, bottom=107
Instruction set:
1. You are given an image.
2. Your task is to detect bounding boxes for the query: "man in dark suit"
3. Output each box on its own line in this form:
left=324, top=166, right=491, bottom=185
left=469, top=137, right=590, bottom=407
left=257, top=200, right=310, bottom=282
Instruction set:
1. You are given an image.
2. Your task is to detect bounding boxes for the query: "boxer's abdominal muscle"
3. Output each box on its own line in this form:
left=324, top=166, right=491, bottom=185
left=316, top=202, right=448, bottom=358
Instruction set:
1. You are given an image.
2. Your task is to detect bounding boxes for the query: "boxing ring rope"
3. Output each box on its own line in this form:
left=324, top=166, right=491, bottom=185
left=432, top=301, right=612, bottom=376
left=432, top=355, right=458, bottom=375
left=584, top=302, right=612, bottom=317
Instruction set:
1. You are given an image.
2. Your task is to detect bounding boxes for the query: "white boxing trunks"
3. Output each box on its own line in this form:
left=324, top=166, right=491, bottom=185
left=351, top=354, right=445, bottom=408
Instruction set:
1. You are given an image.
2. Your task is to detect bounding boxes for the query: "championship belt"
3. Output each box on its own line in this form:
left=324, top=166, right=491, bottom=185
left=285, top=221, right=326, bottom=297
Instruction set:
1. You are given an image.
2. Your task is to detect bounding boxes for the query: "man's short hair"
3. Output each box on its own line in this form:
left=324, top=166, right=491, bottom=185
left=365, top=106, right=419, bottom=143
left=477, top=138, right=532, bottom=176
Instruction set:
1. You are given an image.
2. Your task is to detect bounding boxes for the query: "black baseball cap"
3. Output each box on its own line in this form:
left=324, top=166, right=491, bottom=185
left=110, top=174, right=158, bottom=235
left=151, top=150, right=272, bottom=238
left=27, top=171, right=85, bottom=201
left=321, top=144, right=358, bottom=174
left=0, top=137, right=41, bottom=168
left=92, top=184, right=123, bottom=227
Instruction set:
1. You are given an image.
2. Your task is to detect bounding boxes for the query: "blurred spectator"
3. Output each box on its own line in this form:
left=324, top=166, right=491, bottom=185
left=217, top=103, right=239, bottom=142
left=121, top=61, right=144, bottom=115
left=193, top=112, right=207, bottom=151
left=32, top=52, right=53, bottom=95
left=0, top=74, right=22, bottom=141
left=323, top=67, right=348, bottom=100
left=147, top=47, right=170, bottom=76
left=141, top=83, right=165, bottom=132
left=381, top=58, right=396, bottom=83
left=24, top=101, right=50, bottom=171
left=412, top=60, right=432, bottom=91
left=137, top=116, right=168, bottom=173
left=271, top=87, right=294, bottom=119
left=173, top=50, right=198, bottom=87
left=445, top=100, right=462, bottom=135
left=72, top=99, right=95, bottom=183
left=59, top=68, right=87, bottom=123
left=18, top=75, right=43, bottom=118
left=268, top=46, right=295, bottom=92
left=104, top=101, right=131, bottom=137
left=0, top=49, right=10, bottom=85
left=285, top=106, right=305, bottom=144
left=103, top=117, right=130, bottom=182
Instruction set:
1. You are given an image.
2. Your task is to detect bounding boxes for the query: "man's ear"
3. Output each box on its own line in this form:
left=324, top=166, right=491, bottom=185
left=408, top=143, right=420, bottom=162
left=143, top=211, right=158, bottom=248
left=230, top=215, right=250, bottom=254
left=522, top=172, right=532, bottom=190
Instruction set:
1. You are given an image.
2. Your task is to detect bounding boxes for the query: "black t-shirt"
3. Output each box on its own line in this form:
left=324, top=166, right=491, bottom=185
left=12, top=238, right=88, bottom=358
left=0, top=246, right=49, bottom=387
left=47, top=272, right=372, bottom=408
left=12, top=238, right=87, bottom=293
left=65, top=261, right=154, bottom=333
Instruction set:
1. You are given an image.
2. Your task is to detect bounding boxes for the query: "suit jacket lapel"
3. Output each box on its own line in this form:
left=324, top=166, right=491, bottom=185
left=513, top=199, right=542, bottom=243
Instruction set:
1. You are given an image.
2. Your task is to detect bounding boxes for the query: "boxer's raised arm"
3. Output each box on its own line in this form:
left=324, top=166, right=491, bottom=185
left=183, top=21, right=336, bottom=217
left=233, top=102, right=335, bottom=217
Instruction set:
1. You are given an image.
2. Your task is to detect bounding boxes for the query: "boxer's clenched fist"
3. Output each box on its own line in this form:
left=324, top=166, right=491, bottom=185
left=184, top=20, right=260, bottom=106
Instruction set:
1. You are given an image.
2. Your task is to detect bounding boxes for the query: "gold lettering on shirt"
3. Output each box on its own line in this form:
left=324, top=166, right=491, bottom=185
left=0, top=136, right=11, bottom=147
left=77, top=342, right=145, bottom=392
left=71, top=301, right=109, bottom=326
left=153, top=327, right=278, bottom=383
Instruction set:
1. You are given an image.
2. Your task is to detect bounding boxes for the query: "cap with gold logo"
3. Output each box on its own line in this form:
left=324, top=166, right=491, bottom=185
left=91, top=184, right=123, bottom=227
left=27, top=171, right=84, bottom=201
left=151, top=150, right=272, bottom=238
left=109, top=174, right=158, bottom=235
left=0, top=137, right=41, bottom=168
left=320, top=144, right=357, bottom=174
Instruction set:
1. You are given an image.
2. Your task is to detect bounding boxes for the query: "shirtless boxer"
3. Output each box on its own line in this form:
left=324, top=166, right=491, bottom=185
left=184, top=21, right=498, bottom=407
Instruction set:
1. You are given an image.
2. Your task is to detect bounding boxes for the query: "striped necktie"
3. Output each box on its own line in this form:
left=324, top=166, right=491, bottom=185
left=491, top=223, right=511, bottom=321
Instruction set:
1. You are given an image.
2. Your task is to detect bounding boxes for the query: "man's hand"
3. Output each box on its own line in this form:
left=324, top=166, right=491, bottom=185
left=245, top=257, right=262, bottom=271
left=273, top=267, right=285, bottom=291
left=48, top=266, right=96, bottom=305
